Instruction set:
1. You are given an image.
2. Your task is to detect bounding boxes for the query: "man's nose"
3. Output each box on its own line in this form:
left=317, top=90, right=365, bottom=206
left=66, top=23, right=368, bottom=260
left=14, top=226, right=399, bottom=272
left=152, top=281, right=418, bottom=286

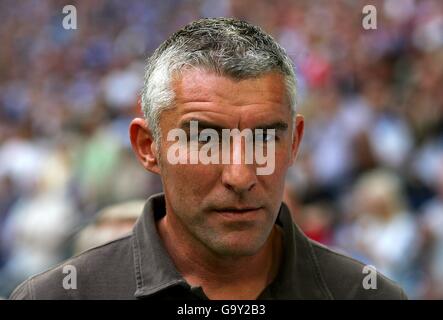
left=221, top=163, right=257, bottom=194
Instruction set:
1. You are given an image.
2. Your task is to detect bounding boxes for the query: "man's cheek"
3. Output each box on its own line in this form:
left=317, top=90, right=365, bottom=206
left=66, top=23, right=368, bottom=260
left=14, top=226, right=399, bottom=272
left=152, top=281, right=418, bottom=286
left=274, top=150, right=292, bottom=175
left=164, top=164, right=210, bottom=191
left=261, top=163, right=286, bottom=195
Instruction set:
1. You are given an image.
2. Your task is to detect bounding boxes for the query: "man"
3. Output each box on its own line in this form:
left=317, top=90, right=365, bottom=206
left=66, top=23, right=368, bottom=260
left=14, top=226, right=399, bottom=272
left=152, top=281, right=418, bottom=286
left=10, top=18, right=407, bottom=299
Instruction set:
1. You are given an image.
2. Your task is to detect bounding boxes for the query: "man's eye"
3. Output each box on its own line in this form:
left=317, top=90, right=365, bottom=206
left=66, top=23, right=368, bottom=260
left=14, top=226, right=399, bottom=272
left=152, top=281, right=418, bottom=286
left=255, top=132, right=276, bottom=143
left=199, top=133, right=212, bottom=144
left=189, top=134, right=199, bottom=142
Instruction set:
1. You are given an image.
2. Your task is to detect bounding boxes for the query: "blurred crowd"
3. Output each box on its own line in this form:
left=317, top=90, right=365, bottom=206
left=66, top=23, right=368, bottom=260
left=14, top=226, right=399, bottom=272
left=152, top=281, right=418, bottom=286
left=0, top=0, right=442, bottom=299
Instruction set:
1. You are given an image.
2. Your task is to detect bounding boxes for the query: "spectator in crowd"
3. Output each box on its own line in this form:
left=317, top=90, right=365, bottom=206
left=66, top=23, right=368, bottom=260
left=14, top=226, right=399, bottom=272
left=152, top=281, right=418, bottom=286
left=418, top=161, right=443, bottom=298
left=73, top=200, right=145, bottom=254
left=335, top=169, right=419, bottom=294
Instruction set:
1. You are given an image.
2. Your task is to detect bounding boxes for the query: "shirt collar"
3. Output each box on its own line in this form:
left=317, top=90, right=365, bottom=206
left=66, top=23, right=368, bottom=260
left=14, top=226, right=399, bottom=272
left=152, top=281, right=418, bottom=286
left=132, top=192, right=332, bottom=299
left=132, top=193, right=186, bottom=298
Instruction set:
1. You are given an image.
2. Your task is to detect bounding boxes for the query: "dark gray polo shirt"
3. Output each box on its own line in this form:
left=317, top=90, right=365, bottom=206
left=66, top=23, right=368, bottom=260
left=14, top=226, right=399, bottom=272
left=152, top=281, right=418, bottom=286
left=10, top=192, right=407, bottom=300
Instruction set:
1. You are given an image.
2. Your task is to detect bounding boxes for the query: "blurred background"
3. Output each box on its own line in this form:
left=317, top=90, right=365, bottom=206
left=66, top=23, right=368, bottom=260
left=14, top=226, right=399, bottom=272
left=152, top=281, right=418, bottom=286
left=0, top=0, right=442, bottom=299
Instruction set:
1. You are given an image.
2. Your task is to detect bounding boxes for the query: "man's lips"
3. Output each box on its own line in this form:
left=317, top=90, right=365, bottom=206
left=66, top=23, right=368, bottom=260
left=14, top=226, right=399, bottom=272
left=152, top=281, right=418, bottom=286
left=214, top=206, right=262, bottom=213
left=213, top=206, right=263, bottom=220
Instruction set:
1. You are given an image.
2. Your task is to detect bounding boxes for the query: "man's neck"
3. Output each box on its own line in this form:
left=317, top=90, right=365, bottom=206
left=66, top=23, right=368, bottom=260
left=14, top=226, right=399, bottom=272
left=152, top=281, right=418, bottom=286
left=157, top=212, right=283, bottom=300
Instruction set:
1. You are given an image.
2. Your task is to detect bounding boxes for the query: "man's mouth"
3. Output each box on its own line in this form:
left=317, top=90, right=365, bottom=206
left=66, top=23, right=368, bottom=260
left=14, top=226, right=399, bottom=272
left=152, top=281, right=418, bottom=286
left=214, top=206, right=263, bottom=219
left=215, top=207, right=261, bottom=213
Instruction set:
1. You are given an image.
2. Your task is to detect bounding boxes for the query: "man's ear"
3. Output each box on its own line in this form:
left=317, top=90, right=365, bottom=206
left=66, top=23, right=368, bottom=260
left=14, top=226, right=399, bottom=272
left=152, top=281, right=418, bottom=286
left=290, top=114, right=304, bottom=165
left=129, top=118, right=161, bottom=174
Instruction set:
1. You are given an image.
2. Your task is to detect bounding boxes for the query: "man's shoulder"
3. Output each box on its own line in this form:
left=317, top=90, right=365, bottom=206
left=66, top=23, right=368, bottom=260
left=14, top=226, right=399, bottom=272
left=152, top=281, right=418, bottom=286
left=308, top=240, right=407, bottom=300
left=10, top=234, right=136, bottom=300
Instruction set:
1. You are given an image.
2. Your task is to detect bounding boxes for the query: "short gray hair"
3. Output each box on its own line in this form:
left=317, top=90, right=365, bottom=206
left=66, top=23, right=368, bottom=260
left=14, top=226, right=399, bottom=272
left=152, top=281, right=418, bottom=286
left=140, top=17, right=297, bottom=144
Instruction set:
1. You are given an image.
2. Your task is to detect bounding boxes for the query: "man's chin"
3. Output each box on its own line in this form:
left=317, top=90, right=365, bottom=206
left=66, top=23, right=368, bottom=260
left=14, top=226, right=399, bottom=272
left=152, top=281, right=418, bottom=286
left=205, top=236, right=267, bottom=258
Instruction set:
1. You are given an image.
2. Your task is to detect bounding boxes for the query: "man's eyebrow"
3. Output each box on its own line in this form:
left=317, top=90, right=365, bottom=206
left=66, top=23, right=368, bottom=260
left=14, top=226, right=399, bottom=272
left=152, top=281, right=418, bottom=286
left=179, top=119, right=288, bottom=132
left=253, top=121, right=288, bottom=132
left=179, top=119, right=225, bottom=132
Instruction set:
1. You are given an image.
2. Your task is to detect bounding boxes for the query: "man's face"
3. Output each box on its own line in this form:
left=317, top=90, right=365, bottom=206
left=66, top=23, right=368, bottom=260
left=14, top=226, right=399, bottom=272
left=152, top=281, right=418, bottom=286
left=155, top=69, right=303, bottom=257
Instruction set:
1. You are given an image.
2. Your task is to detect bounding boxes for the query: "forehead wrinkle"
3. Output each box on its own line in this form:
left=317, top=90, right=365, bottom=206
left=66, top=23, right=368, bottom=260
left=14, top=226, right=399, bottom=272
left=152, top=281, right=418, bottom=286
left=178, top=111, right=238, bottom=131
left=173, top=69, right=288, bottom=108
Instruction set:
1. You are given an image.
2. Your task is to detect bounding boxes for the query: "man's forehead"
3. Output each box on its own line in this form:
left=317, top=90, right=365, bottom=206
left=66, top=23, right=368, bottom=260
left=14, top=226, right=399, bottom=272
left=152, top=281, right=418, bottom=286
left=154, top=68, right=293, bottom=133
left=162, top=72, right=290, bottom=131
left=171, top=68, right=289, bottom=107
